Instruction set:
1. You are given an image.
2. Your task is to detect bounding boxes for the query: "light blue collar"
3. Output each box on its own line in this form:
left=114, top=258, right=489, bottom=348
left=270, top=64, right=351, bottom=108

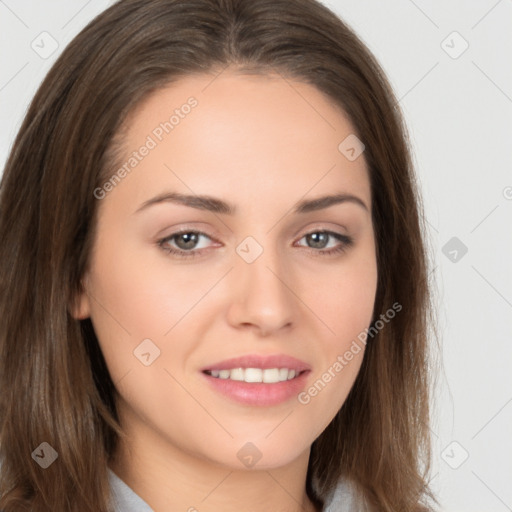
left=108, top=468, right=354, bottom=511
left=108, top=469, right=153, bottom=511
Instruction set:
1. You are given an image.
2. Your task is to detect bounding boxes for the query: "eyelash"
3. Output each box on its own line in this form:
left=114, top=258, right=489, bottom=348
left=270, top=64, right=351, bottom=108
left=157, top=229, right=354, bottom=259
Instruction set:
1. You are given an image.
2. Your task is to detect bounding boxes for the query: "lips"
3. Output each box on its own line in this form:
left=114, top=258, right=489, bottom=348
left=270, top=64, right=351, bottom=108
left=200, top=354, right=311, bottom=406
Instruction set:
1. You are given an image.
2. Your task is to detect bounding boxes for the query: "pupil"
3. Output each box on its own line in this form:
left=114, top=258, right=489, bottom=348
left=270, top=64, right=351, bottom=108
left=176, top=232, right=198, bottom=250
left=307, top=232, right=328, bottom=249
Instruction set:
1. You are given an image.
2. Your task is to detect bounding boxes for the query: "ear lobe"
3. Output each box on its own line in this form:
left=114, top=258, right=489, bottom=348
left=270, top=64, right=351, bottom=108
left=69, top=278, right=91, bottom=320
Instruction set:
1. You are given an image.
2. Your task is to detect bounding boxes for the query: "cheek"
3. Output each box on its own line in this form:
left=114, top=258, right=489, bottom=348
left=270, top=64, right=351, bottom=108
left=87, top=233, right=206, bottom=340
left=84, top=233, right=227, bottom=391
left=307, top=252, right=378, bottom=348
left=295, top=265, right=376, bottom=424
left=296, top=250, right=377, bottom=414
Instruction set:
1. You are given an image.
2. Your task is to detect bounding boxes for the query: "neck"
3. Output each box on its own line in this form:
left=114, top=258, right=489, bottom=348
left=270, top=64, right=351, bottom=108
left=110, top=407, right=321, bottom=512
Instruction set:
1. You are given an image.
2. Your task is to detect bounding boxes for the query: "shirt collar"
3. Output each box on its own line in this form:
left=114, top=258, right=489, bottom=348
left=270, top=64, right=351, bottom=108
left=108, top=469, right=153, bottom=512
left=108, top=468, right=354, bottom=511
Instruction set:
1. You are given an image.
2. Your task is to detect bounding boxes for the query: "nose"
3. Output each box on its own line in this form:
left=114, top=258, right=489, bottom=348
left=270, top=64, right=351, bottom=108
left=226, top=246, right=296, bottom=336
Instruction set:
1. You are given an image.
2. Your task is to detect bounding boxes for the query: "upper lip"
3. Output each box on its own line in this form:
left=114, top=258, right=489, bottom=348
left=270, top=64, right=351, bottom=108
left=201, top=354, right=311, bottom=372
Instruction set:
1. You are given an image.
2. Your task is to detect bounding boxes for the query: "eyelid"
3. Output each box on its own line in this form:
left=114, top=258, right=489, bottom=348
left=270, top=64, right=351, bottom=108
left=154, top=222, right=220, bottom=239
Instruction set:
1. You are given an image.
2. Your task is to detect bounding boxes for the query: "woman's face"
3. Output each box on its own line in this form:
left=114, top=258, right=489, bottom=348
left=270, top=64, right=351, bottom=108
left=77, top=70, right=377, bottom=470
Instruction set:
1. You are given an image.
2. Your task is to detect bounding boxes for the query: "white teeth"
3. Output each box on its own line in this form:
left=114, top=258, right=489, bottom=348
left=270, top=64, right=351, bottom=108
left=245, top=368, right=263, bottom=382
left=208, top=367, right=300, bottom=383
left=229, top=368, right=245, bottom=381
left=262, top=368, right=280, bottom=383
left=278, top=368, right=289, bottom=381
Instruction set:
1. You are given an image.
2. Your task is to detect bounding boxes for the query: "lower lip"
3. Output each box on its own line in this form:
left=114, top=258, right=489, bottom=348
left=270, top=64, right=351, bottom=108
left=202, top=371, right=310, bottom=406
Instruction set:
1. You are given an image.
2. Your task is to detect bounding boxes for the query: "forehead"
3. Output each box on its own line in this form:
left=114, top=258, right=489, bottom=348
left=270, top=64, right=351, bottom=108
left=108, top=70, right=371, bottom=213
left=125, top=70, right=359, bottom=150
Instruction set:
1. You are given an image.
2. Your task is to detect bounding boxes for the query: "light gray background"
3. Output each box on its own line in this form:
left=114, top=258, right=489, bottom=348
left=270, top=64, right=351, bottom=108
left=1, top=1, right=511, bottom=511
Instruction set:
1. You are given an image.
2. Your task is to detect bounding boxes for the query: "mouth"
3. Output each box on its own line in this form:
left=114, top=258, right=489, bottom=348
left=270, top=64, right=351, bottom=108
left=200, top=354, right=311, bottom=406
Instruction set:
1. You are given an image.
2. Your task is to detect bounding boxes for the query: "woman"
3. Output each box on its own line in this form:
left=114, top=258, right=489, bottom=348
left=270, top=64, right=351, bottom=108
left=0, top=0, right=438, bottom=510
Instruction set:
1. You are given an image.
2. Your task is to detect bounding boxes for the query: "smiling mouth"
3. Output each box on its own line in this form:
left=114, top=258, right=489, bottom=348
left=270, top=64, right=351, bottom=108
left=203, top=367, right=306, bottom=383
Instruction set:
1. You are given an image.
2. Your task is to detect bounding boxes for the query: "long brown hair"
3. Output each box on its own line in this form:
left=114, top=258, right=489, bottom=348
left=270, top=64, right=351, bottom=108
left=0, top=0, right=438, bottom=510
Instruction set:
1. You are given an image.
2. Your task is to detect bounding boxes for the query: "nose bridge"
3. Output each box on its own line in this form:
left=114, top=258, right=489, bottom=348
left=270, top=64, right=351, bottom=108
left=228, top=234, right=296, bottom=333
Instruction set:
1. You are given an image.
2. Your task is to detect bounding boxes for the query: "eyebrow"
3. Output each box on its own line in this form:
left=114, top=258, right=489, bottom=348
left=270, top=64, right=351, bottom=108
left=134, top=191, right=369, bottom=215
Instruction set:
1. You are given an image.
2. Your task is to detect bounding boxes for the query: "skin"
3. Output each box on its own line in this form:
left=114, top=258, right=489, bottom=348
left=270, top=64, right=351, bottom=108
left=74, top=69, right=378, bottom=512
